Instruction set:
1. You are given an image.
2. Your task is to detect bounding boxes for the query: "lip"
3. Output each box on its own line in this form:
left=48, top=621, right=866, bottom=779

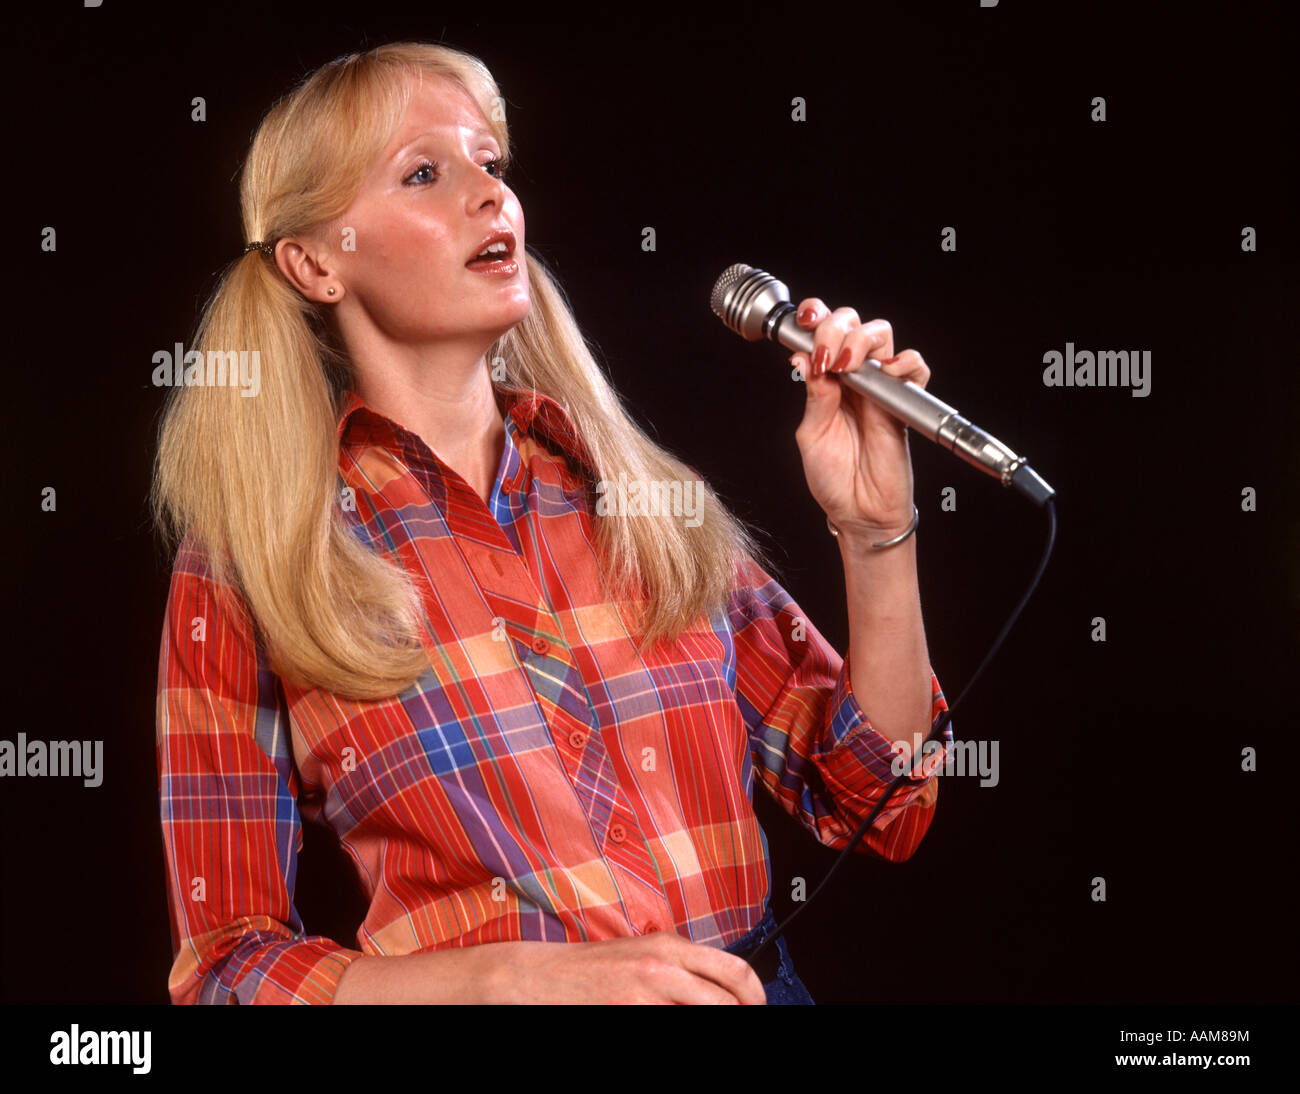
left=466, top=228, right=517, bottom=265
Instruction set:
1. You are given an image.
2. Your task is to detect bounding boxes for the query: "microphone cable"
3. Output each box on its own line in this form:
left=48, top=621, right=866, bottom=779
left=744, top=494, right=1058, bottom=970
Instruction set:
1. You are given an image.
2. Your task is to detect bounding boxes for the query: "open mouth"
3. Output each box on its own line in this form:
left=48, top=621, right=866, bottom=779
left=466, top=230, right=517, bottom=267
left=466, top=249, right=516, bottom=268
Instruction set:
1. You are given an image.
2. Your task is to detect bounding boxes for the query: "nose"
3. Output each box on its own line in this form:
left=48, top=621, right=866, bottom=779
left=465, top=158, right=509, bottom=213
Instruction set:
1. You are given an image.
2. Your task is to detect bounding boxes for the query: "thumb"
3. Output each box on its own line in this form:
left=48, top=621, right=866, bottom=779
left=794, top=352, right=842, bottom=437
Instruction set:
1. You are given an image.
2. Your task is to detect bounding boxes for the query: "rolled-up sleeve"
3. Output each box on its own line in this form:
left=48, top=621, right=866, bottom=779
left=156, top=535, right=364, bottom=1004
left=728, top=557, right=953, bottom=862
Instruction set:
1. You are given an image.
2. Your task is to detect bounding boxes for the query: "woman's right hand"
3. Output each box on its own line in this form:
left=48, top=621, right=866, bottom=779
left=490, top=930, right=769, bottom=1004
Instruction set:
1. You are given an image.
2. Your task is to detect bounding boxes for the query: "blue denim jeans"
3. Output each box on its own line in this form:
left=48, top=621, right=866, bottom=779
left=722, top=906, right=816, bottom=1005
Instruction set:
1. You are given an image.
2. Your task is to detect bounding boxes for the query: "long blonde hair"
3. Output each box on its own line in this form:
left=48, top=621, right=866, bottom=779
left=150, top=41, right=777, bottom=701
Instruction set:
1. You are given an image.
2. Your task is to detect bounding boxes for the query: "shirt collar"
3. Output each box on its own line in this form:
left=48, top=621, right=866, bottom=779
left=334, top=383, right=596, bottom=484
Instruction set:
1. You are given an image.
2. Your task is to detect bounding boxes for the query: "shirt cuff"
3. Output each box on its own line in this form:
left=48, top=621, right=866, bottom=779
left=174, top=932, right=366, bottom=1005
left=814, top=655, right=954, bottom=804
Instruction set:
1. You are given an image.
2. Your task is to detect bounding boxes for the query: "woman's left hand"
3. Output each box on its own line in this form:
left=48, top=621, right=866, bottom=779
left=789, top=298, right=931, bottom=544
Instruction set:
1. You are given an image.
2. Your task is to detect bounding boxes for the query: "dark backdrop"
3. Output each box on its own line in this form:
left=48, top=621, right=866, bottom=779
left=3, top=0, right=1296, bottom=1005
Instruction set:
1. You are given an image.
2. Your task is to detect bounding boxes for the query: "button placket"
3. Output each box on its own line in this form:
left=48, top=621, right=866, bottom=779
left=445, top=435, right=668, bottom=912
left=343, top=391, right=680, bottom=938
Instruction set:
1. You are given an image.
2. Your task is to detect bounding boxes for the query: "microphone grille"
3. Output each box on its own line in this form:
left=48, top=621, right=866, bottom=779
left=710, top=263, right=753, bottom=320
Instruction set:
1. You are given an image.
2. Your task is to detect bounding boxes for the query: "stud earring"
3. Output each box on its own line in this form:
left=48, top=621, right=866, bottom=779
left=327, top=287, right=336, bottom=296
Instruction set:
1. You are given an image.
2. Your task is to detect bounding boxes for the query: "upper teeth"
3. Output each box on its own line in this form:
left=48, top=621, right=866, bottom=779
left=476, top=241, right=508, bottom=258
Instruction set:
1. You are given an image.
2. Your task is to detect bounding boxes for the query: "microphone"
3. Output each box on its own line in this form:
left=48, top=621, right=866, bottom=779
left=710, top=264, right=1056, bottom=507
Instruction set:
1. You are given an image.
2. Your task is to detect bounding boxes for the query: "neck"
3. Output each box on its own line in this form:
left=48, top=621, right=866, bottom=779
left=353, top=353, right=507, bottom=506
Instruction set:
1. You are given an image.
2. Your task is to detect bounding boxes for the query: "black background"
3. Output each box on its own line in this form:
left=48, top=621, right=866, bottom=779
left=3, top=0, right=1296, bottom=1006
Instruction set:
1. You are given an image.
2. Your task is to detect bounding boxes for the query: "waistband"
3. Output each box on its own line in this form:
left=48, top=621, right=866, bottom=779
left=721, top=905, right=789, bottom=985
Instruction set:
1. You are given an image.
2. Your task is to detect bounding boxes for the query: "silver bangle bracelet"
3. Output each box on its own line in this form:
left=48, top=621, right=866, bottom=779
left=826, top=503, right=920, bottom=548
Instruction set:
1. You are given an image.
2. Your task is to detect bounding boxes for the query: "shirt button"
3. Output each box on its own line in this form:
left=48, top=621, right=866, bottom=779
left=568, top=730, right=587, bottom=749
left=610, top=823, right=626, bottom=843
left=531, top=636, right=550, bottom=655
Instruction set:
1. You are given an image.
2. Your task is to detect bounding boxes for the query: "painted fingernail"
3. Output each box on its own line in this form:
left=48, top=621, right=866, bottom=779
left=831, top=347, right=851, bottom=373
left=812, top=345, right=830, bottom=375
left=796, top=305, right=816, bottom=325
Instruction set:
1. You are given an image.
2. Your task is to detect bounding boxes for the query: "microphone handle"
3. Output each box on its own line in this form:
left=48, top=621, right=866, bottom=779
left=768, top=303, right=1055, bottom=507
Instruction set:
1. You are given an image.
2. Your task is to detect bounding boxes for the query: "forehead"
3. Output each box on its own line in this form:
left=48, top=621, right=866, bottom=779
left=390, top=72, right=493, bottom=143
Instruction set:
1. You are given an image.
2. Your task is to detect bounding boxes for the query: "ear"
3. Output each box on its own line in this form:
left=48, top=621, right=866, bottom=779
left=276, top=235, right=340, bottom=303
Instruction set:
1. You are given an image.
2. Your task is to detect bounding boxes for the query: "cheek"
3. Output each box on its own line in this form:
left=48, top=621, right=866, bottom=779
left=354, top=198, right=446, bottom=256
left=355, top=219, right=461, bottom=307
left=379, top=214, right=456, bottom=269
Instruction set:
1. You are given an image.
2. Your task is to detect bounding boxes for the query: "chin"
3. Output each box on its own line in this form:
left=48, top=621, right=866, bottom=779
left=501, top=290, right=532, bottom=324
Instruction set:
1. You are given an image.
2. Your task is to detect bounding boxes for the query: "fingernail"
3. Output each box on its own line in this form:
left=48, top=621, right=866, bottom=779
left=796, top=305, right=815, bottom=325
left=813, top=345, right=830, bottom=375
left=831, top=347, right=851, bottom=373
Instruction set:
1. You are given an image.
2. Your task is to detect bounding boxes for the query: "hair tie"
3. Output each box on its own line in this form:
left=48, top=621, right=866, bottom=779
left=243, top=240, right=275, bottom=257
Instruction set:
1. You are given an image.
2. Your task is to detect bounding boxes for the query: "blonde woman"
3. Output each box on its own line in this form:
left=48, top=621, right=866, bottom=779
left=152, top=41, right=953, bottom=1005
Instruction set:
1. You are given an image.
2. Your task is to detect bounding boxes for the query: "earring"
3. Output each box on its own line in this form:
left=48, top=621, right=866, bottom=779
left=327, top=287, right=336, bottom=296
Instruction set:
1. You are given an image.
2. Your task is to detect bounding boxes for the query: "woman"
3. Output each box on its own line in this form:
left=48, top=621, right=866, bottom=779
left=151, top=41, right=952, bottom=1005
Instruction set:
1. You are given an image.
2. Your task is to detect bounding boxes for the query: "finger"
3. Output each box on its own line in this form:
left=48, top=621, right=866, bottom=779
left=826, top=319, right=891, bottom=375
left=810, top=305, right=860, bottom=378
left=639, top=954, right=739, bottom=1004
left=719, top=953, right=768, bottom=1006
left=693, top=948, right=767, bottom=1006
left=665, top=966, right=745, bottom=1004
left=677, top=939, right=767, bottom=1005
left=796, top=344, right=844, bottom=440
left=794, top=297, right=828, bottom=328
left=791, top=349, right=842, bottom=397
left=876, top=349, right=931, bottom=389
left=829, top=318, right=894, bottom=373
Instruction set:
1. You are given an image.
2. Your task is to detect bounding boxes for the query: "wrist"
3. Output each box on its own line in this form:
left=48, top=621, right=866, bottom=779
left=479, top=940, right=541, bottom=1003
left=827, top=503, right=919, bottom=551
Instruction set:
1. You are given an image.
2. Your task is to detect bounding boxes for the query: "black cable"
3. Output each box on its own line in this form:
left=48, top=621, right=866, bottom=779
left=745, top=495, right=1058, bottom=970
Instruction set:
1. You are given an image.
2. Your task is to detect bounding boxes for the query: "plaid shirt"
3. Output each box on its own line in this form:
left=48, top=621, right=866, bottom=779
left=156, top=383, right=952, bottom=1004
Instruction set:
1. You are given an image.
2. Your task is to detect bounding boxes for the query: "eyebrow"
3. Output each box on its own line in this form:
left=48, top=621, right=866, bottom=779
left=389, top=127, right=500, bottom=164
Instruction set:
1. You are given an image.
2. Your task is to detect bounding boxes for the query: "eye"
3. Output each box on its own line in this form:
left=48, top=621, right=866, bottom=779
left=402, top=156, right=508, bottom=187
left=403, top=159, right=438, bottom=186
